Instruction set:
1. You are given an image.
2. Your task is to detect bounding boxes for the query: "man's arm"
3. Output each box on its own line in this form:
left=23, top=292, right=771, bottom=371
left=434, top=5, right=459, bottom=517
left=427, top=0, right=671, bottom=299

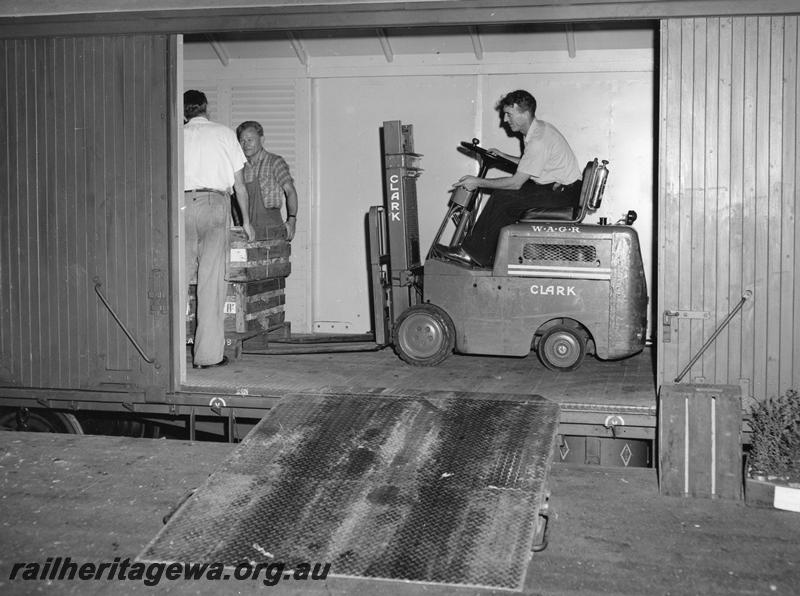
left=282, top=181, right=298, bottom=242
left=233, top=168, right=255, bottom=241
left=487, top=148, right=520, bottom=165
left=452, top=170, right=530, bottom=192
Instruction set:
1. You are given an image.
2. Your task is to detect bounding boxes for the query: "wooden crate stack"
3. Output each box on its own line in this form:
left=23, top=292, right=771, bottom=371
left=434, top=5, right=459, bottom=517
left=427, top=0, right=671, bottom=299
left=187, top=221, right=291, bottom=357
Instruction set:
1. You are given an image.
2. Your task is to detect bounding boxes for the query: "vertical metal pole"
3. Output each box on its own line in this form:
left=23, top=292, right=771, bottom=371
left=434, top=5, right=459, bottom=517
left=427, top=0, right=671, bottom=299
left=188, top=408, right=196, bottom=441
left=368, top=206, right=390, bottom=346
left=228, top=409, right=235, bottom=443
left=381, top=121, right=423, bottom=327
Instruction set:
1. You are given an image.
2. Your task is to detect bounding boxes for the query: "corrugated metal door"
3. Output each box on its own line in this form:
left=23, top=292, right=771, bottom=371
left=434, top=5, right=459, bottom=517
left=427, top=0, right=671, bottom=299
left=658, top=17, right=800, bottom=401
left=0, top=35, right=174, bottom=393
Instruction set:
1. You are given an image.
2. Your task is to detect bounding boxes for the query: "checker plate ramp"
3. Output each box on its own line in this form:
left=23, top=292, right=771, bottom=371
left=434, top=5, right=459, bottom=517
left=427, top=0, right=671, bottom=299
left=140, top=392, right=559, bottom=591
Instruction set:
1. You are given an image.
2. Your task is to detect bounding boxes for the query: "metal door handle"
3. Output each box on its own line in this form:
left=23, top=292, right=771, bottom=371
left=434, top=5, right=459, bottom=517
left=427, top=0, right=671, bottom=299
left=94, top=277, right=155, bottom=364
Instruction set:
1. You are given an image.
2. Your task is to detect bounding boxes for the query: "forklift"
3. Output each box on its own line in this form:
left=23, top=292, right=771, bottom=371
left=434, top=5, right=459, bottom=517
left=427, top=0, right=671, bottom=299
left=369, top=120, right=648, bottom=371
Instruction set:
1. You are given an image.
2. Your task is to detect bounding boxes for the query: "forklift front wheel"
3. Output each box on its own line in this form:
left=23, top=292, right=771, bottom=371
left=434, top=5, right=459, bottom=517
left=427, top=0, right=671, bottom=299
left=394, top=304, right=455, bottom=366
left=537, top=325, right=587, bottom=372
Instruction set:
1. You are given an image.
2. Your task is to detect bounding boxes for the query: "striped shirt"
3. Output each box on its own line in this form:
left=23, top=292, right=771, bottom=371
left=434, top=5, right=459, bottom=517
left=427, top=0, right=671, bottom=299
left=243, top=149, right=294, bottom=209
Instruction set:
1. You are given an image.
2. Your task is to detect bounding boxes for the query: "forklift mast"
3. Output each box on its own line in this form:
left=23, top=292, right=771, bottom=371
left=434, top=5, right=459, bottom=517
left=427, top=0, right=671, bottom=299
left=369, top=121, right=424, bottom=345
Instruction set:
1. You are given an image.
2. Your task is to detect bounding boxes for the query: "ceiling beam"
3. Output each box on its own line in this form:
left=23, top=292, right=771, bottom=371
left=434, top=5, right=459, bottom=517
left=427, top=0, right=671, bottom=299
left=3, top=2, right=800, bottom=38
left=468, top=26, right=484, bottom=60
left=287, top=32, right=308, bottom=66
left=565, top=24, right=576, bottom=58
left=376, top=28, right=394, bottom=62
left=206, top=34, right=229, bottom=66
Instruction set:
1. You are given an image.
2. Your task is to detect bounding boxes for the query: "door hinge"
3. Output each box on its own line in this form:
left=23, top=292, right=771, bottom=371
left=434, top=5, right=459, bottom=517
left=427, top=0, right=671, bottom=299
left=662, top=310, right=709, bottom=343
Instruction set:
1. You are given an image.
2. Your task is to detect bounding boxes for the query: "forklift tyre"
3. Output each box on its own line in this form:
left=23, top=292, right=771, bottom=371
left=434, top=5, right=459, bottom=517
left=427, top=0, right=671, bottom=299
left=394, top=304, right=455, bottom=366
left=537, top=324, right=588, bottom=372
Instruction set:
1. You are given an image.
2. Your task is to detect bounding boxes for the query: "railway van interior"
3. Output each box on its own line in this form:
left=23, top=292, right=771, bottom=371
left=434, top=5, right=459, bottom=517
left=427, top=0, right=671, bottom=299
left=177, top=21, right=659, bottom=453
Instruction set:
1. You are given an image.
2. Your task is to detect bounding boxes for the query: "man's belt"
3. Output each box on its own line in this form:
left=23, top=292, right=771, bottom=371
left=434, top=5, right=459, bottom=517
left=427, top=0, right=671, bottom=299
left=185, top=188, right=227, bottom=196
left=552, top=179, right=581, bottom=191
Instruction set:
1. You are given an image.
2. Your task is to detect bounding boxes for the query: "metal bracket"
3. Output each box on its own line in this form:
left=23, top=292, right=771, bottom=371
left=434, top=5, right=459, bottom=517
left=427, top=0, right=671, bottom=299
left=384, top=153, right=423, bottom=171
left=604, top=414, right=625, bottom=438
left=662, top=310, right=709, bottom=343
left=209, top=396, right=227, bottom=416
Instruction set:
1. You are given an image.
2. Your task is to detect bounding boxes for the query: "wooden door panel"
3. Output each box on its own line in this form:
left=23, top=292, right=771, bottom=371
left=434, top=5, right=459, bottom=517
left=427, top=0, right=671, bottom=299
left=658, top=17, right=800, bottom=401
left=0, top=35, right=174, bottom=392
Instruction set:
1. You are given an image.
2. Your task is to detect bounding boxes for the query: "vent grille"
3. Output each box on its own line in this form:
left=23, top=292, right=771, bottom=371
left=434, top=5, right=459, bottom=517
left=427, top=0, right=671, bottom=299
left=231, top=82, right=296, bottom=169
left=522, top=243, right=597, bottom=262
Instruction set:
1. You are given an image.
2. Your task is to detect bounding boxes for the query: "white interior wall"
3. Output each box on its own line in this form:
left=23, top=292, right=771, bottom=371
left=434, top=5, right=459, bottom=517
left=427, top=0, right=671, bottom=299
left=313, top=75, right=479, bottom=333
left=184, top=46, right=654, bottom=336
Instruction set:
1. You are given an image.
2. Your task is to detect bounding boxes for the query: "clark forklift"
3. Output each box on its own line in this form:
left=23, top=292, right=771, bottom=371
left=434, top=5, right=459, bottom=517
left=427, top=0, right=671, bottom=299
left=369, top=120, right=647, bottom=371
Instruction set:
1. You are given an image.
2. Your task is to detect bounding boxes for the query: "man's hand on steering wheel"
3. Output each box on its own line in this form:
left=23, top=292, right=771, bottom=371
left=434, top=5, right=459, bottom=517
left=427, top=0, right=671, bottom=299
left=452, top=175, right=481, bottom=191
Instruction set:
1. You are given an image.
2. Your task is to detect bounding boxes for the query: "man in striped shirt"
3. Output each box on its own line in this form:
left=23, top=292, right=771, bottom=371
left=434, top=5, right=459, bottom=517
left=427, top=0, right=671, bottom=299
left=237, top=121, right=299, bottom=242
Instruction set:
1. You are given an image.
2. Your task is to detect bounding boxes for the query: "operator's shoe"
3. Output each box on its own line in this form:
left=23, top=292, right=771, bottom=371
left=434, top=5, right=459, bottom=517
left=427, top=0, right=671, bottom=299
left=438, top=246, right=476, bottom=266
left=193, top=356, right=229, bottom=369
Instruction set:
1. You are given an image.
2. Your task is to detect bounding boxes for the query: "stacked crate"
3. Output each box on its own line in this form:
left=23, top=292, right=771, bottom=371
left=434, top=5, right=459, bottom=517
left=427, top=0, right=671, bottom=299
left=187, top=220, right=291, bottom=356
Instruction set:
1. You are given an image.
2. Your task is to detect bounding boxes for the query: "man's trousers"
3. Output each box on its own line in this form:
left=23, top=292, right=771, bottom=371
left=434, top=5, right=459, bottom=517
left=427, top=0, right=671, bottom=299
left=185, top=190, right=230, bottom=366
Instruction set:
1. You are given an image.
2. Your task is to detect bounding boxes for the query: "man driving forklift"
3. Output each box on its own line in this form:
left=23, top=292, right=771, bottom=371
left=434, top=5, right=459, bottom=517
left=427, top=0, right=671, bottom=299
left=443, top=89, right=582, bottom=267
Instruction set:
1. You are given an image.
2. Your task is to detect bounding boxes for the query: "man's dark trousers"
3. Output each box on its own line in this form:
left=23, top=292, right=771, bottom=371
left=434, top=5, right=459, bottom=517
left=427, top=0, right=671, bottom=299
left=462, top=179, right=580, bottom=267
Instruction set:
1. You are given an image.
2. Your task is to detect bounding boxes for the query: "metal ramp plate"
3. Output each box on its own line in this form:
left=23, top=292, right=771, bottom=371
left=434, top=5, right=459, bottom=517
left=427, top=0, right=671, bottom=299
left=140, top=392, right=560, bottom=591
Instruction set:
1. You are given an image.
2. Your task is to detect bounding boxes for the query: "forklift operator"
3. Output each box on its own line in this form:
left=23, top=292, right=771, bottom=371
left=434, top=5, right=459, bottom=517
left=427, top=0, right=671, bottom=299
left=446, top=90, right=582, bottom=267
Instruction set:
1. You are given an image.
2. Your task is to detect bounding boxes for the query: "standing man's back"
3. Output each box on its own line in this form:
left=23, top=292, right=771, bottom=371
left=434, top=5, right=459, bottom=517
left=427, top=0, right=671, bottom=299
left=183, top=90, right=254, bottom=368
left=184, top=117, right=248, bottom=191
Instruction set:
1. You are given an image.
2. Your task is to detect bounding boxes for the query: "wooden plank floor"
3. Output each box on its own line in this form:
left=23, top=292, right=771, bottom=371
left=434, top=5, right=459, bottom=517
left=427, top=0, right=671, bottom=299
left=2, top=432, right=798, bottom=595
left=186, top=344, right=657, bottom=416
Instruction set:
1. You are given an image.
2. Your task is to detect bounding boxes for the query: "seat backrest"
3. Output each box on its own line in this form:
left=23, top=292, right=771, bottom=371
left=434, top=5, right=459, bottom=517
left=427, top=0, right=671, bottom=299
left=578, top=158, right=609, bottom=216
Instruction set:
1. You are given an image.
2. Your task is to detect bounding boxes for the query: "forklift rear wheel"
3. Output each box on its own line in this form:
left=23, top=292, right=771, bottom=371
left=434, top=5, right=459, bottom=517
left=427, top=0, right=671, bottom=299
left=394, top=304, right=455, bottom=366
left=538, top=325, right=587, bottom=372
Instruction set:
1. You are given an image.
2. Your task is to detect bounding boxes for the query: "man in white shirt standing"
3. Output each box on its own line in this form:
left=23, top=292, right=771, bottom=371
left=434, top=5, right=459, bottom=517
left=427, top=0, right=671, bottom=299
left=450, top=89, right=582, bottom=267
left=183, top=90, right=254, bottom=369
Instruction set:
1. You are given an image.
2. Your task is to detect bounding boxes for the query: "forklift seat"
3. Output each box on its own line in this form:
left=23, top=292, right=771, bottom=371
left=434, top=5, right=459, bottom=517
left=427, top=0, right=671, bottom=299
left=519, top=158, right=608, bottom=224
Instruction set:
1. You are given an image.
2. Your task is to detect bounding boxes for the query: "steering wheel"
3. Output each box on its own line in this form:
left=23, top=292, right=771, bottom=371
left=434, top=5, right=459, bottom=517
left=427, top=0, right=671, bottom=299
left=459, top=138, right=517, bottom=171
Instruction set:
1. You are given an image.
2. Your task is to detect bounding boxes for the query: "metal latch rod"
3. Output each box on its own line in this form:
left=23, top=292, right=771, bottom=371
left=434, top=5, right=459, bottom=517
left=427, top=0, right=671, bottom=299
left=674, top=290, right=752, bottom=383
left=93, top=277, right=155, bottom=364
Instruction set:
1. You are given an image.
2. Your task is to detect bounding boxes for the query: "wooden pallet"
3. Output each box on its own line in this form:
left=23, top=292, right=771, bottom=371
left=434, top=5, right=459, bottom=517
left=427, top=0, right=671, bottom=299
left=223, top=319, right=288, bottom=360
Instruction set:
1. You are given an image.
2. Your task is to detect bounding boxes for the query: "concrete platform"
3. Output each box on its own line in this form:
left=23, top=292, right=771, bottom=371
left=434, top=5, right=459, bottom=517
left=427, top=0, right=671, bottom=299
left=2, top=432, right=798, bottom=595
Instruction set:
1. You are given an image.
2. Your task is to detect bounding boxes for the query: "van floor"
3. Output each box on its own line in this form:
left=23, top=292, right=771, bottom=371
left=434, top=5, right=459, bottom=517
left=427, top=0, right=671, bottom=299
left=185, top=343, right=657, bottom=422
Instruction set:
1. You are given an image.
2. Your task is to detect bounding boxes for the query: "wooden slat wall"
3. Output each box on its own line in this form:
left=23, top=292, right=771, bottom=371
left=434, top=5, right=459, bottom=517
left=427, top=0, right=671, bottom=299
left=0, top=35, right=173, bottom=391
left=658, top=17, right=800, bottom=402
